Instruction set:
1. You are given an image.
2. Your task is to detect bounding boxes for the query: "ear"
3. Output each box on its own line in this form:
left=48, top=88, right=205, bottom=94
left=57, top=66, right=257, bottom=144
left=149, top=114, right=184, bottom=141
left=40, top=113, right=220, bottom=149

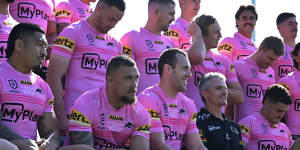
left=258, top=45, right=264, bottom=52
left=163, top=64, right=173, bottom=76
left=14, top=39, right=24, bottom=52
left=200, top=90, right=208, bottom=100
left=106, top=75, right=113, bottom=86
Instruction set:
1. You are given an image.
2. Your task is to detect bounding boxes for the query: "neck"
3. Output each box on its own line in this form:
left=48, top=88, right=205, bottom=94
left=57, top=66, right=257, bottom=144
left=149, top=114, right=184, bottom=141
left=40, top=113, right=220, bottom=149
left=145, top=20, right=162, bottom=35
left=7, top=57, right=31, bottom=74
left=250, top=53, right=265, bottom=72
left=80, top=0, right=90, bottom=5
left=0, top=2, right=9, bottom=15
left=283, top=38, right=296, bottom=48
left=106, top=86, right=124, bottom=110
left=180, top=13, right=193, bottom=23
left=204, top=104, right=223, bottom=120
left=260, top=109, right=276, bottom=127
left=159, top=79, right=178, bottom=98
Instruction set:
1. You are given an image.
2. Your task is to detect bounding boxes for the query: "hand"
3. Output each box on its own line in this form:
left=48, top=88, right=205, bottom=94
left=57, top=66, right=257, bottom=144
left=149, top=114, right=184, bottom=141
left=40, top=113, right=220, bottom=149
left=57, top=116, right=69, bottom=136
left=10, top=139, right=39, bottom=150
left=187, top=21, right=202, bottom=37
left=36, top=138, right=58, bottom=150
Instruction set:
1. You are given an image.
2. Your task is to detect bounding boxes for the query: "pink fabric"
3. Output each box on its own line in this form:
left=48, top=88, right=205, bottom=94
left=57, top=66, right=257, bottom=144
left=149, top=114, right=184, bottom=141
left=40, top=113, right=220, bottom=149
left=68, top=85, right=150, bottom=149
left=239, top=113, right=293, bottom=150
left=120, top=28, right=175, bottom=94
left=0, top=14, right=17, bottom=62
left=52, top=19, right=122, bottom=112
left=185, top=50, right=238, bottom=111
left=55, top=0, right=93, bottom=24
left=165, top=17, right=191, bottom=50
left=138, top=84, right=198, bottom=150
left=9, top=0, right=55, bottom=32
left=279, top=70, right=300, bottom=135
left=0, top=61, right=54, bottom=140
left=234, top=57, right=275, bottom=121
left=218, top=32, right=257, bottom=63
left=272, top=44, right=295, bottom=82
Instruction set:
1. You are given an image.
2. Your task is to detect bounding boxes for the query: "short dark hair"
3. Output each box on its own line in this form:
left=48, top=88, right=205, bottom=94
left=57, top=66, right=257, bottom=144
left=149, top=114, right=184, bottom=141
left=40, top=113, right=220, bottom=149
left=276, top=12, right=296, bottom=25
left=260, top=36, right=284, bottom=56
left=99, top=0, right=126, bottom=11
left=195, top=14, right=217, bottom=36
left=158, top=48, right=187, bottom=77
left=148, top=0, right=175, bottom=6
left=235, top=5, right=258, bottom=20
left=262, top=84, right=292, bottom=105
left=292, top=42, right=300, bottom=69
left=106, top=55, right=136, bottom=78
left=6, top=23, right=45, bottom=59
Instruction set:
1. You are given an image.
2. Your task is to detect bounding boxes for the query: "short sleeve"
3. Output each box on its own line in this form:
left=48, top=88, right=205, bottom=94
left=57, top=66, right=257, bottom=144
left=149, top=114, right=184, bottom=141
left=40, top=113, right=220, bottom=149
left=132, top=102, right=151, bottom=140
left=185, top=99, right=198, bottom=134
left=68, top=93, right=94, bottom=132
left=218, top=37, right=235, bottom=62
left=279, top=76, right=292, bottom=92
left=138, top=93, right=163, bottom=133
left=222, top=55, right=238, bottom=83
left=39, top=78, right=54, bottom=113
left=120, top=31, right=137, bottom=59
left=55, top=2, right=72, bottom=24
left=164, top=26, right=180, bottom=49
left=52, top=26, right=78, bottom=59
left=239, top=118, right=251, bottom=144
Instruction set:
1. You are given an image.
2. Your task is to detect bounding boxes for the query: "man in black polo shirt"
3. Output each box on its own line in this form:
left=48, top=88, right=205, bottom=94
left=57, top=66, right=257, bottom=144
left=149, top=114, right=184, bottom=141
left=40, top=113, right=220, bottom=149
left=196, top=72, right=244, bottom=150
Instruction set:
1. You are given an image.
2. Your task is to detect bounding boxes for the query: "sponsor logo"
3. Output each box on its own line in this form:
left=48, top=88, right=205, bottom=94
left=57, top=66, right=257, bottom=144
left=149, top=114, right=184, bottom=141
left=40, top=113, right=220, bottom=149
left=208, top=125, right=221, bottom=131
left=122, top=45, right=132, bottom=58
left=258, top=140, right=287, bottom=150
left=86, top=34, right=94, bottom=43
left=109, top=115, right=123, bottom=121
left=240, top=41, right=247, bottom=49
left=239, top=124, right=250, bottom=134
left=154, top=41, right=163, bottom=45
left=194, top=71, right=204, bottom=86
left=231, top=126, right=239, bottom=135
left=48, top=99, right=54, bottom=106
left=77, top=8, right=85, bottom=15
left=250, top=68, right=258, bottom=78
left=99, top=113, right=105, bottom=125
left=162, top=104, right=168, bottom=114
left=278, top=65, right=293, bottom=77
left=136, top=123, right=150, bottom=134
left=148, top=109, right=160, bottom=119
left=145, top=40, right=153, bottom=48
left=54, top=36, right=75, bottom=52
left=106, top=42, right=115, bottom=47
left=17, top=2, right=49, bottom=20
left=261, top=123, right=269, bottom=132
left=163, top=125, right=184, bottom=140
left=1, top=103, right=40, bottom=122
left=247, top=84, right=265, bottom=98
left=81, top=53, right=107, bottom=70
left=190, top=112, right=197, bottom=121
left=164, top=30, right=179, bottom=38
left=179, top=109, right=186, bottom=114
left=295, top=99, right=300, bottom=111
left=20, top=80, right=32, bottom=85
left=70, top=109, right=91, bottom=127
left=95, top=36, right=104, bottom=40
left=237, top=55, right=248, bottom=60
left=181, top=43, right=191, bottom=49
left=168, top=104, right=177, bottom=108
left=125, top=122, right=133, bottom=128
left=8, top=79, right=18, bottom=89
left=218, top=43, right=232, bottom=53
left=279, top=82, right=290, bottom=91
left=94, top=137, right=119, bottom=149
left=55, top=9, right=71, bottom=17
left=0, top=41, right=7, bottom=58
left=145, top=58, right=159, bottom=74
left=35, top=88, right=44, bottom=95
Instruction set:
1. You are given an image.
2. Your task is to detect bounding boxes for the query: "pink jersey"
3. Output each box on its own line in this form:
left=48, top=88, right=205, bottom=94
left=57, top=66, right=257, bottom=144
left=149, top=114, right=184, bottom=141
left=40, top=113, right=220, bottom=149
left=138, top=84, right=198, bottom=150
left=165, top=17, right=191, bottom=50
left=9, top=0, right=55, bottom=32
left=272, top=44, right=295, bottom=82
left=218, top=32, right=257, bottom=63
left=234, top=57, right=275, bottom=121
left=0, top=61, right=54, bottom=140
left=55, top=0, right=93, bottom=24
left=185, top=50, right=238, bottom=111
left=239, top=113, right=293, bottom=150
left=279, top=70, right=300, bottom=135
left=0, top=14, right=17, bottom=62
left=52, top=19, right=122, bottom=112
left=120, top=28, right=175, bottom=94
left=68, top=85, right=150, bottom=149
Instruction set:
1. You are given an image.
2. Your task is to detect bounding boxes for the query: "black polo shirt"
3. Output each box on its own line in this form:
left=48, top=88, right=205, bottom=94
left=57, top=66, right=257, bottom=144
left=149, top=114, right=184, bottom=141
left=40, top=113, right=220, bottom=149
left=196, top=108, right=244, bottom=150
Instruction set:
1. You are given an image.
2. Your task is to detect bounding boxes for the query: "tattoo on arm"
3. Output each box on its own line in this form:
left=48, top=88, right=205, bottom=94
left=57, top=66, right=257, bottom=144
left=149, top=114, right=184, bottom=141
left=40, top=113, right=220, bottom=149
left=69, top=131, right=94, bottom=146
left=0, top=113, right=24, bottom=140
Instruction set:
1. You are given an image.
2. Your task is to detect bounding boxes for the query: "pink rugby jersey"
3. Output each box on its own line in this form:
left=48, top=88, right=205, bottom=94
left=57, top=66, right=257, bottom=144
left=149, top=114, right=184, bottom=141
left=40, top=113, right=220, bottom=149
left=239, top=113, right=293, bottom=150
left=52, top=19, right=122, bottom=112
left=68, top=85, right=150, bottom=149
left=138, top=84, right=198, bottom=150
left=0, top=61, right=54, bottom=140
left=279, top=70, right=300, bottom=135
left=234, top=57, right=275, bottom=121
left=272, top=44, right=295, bottom=82
left=218, top=32, right=257, bottom=63
left=185, top=50, right=238, bottom=111
left=55, top=0, right=93, bottom=24
left=9, top=0, right=55, bottom=32
left=0, top=14, right=16, bottom=62
left=165, top=17, right=191, bottom=50
left=120, top=28, right=175, bottom=94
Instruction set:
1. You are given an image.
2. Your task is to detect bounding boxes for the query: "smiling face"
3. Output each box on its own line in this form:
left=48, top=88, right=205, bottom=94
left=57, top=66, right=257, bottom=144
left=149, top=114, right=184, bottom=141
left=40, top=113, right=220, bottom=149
left=158, top=3, right=176, bottom=32
left=202, top=78, right=228, bottom=107
left=278, top=17, right=298, bottom=40
left=236, top=10, right=257, bottom=38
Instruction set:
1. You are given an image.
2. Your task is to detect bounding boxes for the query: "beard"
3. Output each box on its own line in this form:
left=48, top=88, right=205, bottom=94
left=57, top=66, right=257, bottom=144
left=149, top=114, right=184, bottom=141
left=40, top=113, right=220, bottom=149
left=120, top=95, right=136, bottom=105
left=7, top=0, right=15, bottom=3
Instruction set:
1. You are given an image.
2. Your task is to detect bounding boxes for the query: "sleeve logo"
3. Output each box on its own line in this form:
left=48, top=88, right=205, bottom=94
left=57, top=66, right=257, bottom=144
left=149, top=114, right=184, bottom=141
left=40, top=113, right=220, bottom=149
left=48, top=99, right=54, bottom=106
left=55, top=9, right=71, bottom=17
left=164, top=30, right=179, bottom=38
left=218, top=43, right=233, bottom=53
left=147, top=109, right=160, bottom=119
left=136, top=123, right=151, bottom=134
left=122, top=45, right=132, bottom=58
left=239, top=124, right=250, bottom=135
left=190, top=112, right=197, bottom=121
left=279, top=82, right=291, bottom=92
left=70, top=109, right=91, bottom=127
left=54, top=36, right=75, bottom=52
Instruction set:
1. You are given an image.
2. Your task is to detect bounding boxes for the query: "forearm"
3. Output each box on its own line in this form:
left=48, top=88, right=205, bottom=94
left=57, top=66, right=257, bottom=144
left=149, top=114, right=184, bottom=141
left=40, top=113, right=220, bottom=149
left=227, top=88, right=244, bottom=105
left=188, top=32, right=206, bottom=66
